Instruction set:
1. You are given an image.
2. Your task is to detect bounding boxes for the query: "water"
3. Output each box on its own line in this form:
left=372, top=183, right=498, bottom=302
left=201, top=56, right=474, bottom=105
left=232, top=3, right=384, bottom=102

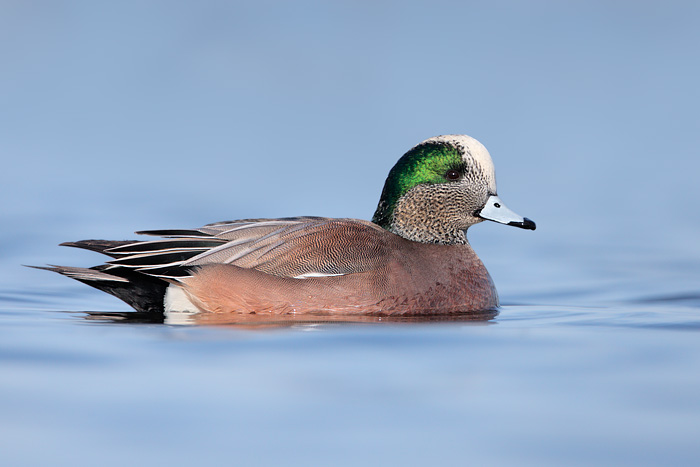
left=3, top=307, right=699, bottom=467
left=3, top=229, right=700, bottom=466
left=3, top=1, right=700, bottom=466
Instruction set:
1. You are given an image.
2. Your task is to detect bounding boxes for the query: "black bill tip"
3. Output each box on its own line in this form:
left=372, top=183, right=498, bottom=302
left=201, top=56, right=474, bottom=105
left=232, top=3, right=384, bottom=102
left=508, top=217, right=536, bottom=231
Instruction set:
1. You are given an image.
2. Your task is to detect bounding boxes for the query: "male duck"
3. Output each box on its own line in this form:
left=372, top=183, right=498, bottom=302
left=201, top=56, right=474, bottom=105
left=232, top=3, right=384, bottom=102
left=42, top=135, right=535, bottom=316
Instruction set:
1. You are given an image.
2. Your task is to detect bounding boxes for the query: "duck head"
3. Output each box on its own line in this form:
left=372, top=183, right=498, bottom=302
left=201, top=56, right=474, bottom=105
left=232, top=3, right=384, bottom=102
left=372, top=134, right=535, bottom=245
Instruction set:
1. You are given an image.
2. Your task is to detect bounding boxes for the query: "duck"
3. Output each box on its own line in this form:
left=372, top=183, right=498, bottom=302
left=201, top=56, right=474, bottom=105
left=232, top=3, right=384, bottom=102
left=39, top=134, right=535, bottom=317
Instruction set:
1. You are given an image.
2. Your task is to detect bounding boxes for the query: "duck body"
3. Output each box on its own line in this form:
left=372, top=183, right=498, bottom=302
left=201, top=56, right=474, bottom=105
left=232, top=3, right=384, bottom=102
left=40, top=135, right=534, bottom=317
left=176, top=218, right=497, bottom=315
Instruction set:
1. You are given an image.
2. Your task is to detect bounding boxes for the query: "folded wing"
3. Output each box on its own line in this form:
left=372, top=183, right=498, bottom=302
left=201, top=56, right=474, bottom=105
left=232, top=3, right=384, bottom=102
left=105, top=217, right=390, bottom=279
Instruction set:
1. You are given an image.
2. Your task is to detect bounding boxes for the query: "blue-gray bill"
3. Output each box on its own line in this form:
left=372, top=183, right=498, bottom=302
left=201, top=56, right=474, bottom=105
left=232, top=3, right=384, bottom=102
left=477, top=195, right=536, bottom=230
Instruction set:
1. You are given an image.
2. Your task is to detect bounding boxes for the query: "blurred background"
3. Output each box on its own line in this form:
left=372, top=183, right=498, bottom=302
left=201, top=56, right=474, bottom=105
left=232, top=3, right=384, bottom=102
left=2, top=0, right=699, bottom=308
left=2, top=3, right=700, bottom=466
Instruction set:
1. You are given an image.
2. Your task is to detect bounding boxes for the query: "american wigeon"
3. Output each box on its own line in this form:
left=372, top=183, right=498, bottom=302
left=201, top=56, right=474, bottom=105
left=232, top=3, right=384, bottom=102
left=40, top=135, right=535, bottom=317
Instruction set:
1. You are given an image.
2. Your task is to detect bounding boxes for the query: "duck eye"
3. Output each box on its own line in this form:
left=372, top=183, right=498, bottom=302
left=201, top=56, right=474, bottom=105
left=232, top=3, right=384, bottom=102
left=445, top=169, right=460, bottom=181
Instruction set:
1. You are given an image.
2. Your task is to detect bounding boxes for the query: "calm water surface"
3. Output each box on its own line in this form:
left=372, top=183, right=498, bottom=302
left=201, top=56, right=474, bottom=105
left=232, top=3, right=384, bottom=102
left=2, top=224, right=700, bottom=467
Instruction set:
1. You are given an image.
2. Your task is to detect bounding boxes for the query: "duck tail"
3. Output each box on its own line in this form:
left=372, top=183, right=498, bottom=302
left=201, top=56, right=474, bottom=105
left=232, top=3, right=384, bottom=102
left=28, top=263, right=168, bottom=313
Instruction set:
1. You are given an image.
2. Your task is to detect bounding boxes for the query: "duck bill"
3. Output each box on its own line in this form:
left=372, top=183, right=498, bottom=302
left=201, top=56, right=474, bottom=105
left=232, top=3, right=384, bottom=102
left=477, top=195, right=536, bottom=230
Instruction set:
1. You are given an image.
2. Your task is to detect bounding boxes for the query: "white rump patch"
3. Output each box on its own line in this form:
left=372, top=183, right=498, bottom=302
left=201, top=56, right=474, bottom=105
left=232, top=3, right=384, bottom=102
left=164, top=284, right=199, bottom=313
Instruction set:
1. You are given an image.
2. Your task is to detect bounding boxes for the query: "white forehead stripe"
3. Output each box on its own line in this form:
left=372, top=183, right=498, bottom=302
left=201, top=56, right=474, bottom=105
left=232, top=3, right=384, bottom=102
left=421, top=134, right=497, bottom=191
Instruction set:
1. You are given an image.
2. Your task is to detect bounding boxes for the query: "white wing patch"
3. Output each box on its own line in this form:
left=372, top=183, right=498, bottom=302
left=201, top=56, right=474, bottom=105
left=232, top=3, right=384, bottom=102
left=293, top=272, right=348, bottom=279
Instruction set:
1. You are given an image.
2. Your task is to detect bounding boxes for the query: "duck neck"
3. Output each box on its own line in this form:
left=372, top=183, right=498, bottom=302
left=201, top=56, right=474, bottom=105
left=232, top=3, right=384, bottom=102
left=373, top=189, right=469, bottom=245
left=388, top=214, right=468, bottom=245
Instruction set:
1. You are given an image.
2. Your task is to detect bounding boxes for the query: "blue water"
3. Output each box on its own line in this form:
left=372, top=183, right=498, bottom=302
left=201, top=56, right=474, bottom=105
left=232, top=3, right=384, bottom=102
left=3, top=2, right=700, bottom=466
left=3, top=221, right=700, bottom=466
left=3, top=306, right=700, bottom=467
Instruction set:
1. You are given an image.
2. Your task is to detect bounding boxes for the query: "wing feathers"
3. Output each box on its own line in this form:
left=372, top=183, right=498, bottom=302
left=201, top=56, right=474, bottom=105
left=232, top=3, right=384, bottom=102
left=29, top=265, right=130, bottom=282
left=106, top=238, right=225, bottom=254
left=55, top=217, right=388, bottom=280
left=135, top=229, right=214, bottom=237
